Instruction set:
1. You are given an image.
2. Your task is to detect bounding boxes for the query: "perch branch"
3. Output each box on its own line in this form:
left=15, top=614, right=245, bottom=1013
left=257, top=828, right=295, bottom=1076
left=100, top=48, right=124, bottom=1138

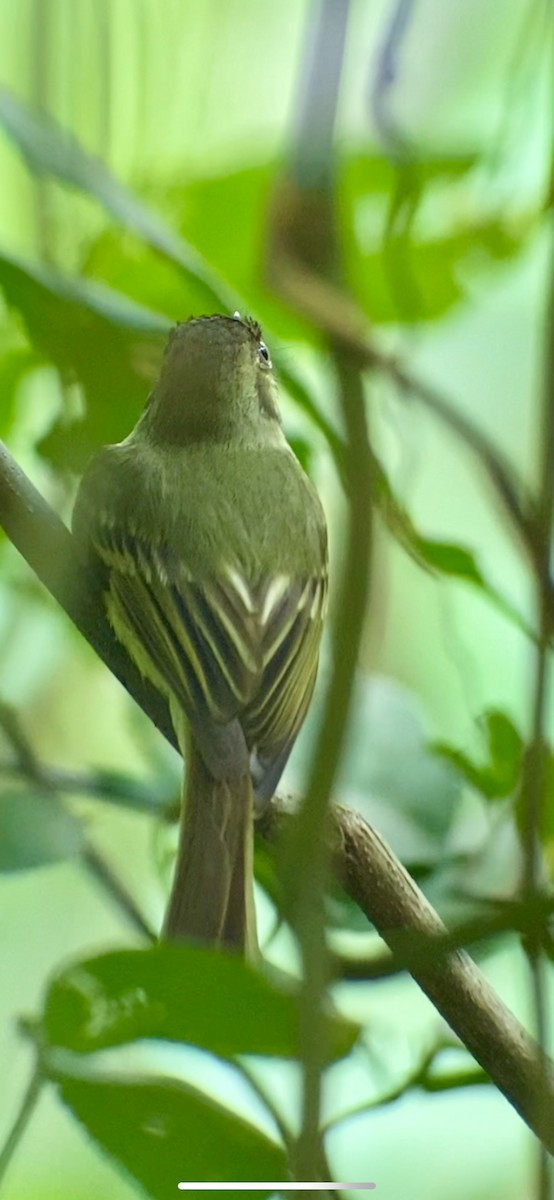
left=261, top=799, right=554, bottom=1152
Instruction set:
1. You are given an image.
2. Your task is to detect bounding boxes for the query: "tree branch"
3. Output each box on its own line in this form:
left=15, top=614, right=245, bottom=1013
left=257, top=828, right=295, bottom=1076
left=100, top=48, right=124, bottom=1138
left=2, top=439, right=554, bottom=1153
left=333, top=807, right=554, bottom=1152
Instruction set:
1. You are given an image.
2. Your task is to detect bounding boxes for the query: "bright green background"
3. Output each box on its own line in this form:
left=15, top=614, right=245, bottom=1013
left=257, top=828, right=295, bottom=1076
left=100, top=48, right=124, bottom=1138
left=0, top=1, right=552, bottom=1197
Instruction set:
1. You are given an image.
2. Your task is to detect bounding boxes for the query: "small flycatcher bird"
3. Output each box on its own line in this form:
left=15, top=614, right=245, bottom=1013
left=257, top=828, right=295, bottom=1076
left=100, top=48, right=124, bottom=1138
left=73, top=314, right=328, bottom=956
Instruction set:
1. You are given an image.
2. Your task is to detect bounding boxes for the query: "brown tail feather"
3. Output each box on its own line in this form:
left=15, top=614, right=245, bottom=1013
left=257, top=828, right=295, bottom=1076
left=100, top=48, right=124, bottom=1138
left=161, top=740, right=257, bottom=957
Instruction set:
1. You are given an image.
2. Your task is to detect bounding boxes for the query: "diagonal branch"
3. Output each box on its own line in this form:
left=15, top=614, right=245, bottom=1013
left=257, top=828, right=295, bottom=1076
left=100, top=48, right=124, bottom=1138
left=2, top=438, right=554, bottom=1153
left=260, top=798, right=554, bottom=1154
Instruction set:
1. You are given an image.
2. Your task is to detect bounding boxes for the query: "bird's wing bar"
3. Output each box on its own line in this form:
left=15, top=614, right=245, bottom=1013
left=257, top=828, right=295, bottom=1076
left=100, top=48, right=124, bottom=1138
left=246, top=574, right=327, bottom=801
left=95, top=529, right=258, bottom=726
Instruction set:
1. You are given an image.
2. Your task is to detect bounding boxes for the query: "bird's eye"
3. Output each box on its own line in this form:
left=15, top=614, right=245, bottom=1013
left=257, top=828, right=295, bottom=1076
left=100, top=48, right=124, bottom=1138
left=257, top=341, right=272, bottom=369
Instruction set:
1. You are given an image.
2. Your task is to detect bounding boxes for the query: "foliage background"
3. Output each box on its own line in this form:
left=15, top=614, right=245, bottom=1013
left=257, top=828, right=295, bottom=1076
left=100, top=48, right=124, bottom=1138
left=0, top=1, right=552, bottom=1197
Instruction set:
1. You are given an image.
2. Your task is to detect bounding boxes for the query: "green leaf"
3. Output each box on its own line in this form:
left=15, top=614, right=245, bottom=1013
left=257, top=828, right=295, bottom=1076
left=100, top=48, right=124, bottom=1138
left=0, top=89, right=339, bottom=460
left=369, top=462, right=480, bottom=586
left=402, top=533, right=534, bottom=641
left=414, top=537, right=485, bottom=583
left=287, top=434, right=314, bottom=475
left=340, top=154, right=538, bottom=324
left=340, top=152, right=479, bottom=207
left=536, top=754, right=554, bottom=847
left=345, top=676, right=462, bottom=853
left=0, top=89, right=328, bottom=420
left=42, top=945, right=358, bottom=1060
left=55, top=1071, right=287, bottom=1195
left=164, top=165, right=320, bottom=345
left=0, top=250, right=169, bottom=468
left=0, top=346, right=40, bottom=437
left=0, top=86, right=231, bottom=311
left=365, top=452, right=536, bottom=640
left=485, top=711, right=523, bottom=778
left=83, top=230, right=205, bottom=321
left=0, top=789, right=84, bottom=871
left=432, top=710, right=523, bottom=801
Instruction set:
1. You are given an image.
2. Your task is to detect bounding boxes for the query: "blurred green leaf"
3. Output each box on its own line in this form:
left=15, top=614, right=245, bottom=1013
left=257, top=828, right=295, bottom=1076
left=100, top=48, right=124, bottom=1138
left=399, top=531, right=533, bottom=641
left=165, top=165, right=321, bottom=345
left=293, top=675, right=462, bottom=882
left=340, top=154, right=538, bottom=323
left=0, top=789, right=84, bottom=871
left=347, top=220, right=528, bottom=324
left=531, top=755, right=554, bottom=874
left=367, top=446, right=536, bottom=639
left=84, top=230, right=202, bottom=321
left=0, top=90, right=344, bottom=459
left=0, top=250, right=169, bottom=468
left=99, top=150, right=491, bottom=343
left=432, top=709, right=523, bottom=801
left=287, top=434, right=314, bottom=474
left=343, top=153, right=478, bottom=199
left=55, top=1070, right=287, bottom=1195
left=0, top=86, right=231, bottom=311
left=414, top=538, right=484, bottom=583
left=373, top=465, right=483, bottom=581
left=0, top=346, right=40, bottom=437
left=42, top=944, right=358, bottom=1060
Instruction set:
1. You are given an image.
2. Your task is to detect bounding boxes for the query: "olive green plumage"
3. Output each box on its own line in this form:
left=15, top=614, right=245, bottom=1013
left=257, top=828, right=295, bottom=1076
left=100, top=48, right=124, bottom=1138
left=73, top=314, right=328, bottom=954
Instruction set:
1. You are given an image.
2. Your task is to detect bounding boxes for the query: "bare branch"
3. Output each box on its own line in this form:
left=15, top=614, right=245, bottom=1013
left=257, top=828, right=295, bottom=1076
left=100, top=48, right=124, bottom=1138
left=261, top=799, right=554, bottom=1154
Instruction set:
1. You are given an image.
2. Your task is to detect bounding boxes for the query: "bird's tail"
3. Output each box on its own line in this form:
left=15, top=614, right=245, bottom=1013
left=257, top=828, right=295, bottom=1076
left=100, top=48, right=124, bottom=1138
left=161, top=740, right=257, bottom=957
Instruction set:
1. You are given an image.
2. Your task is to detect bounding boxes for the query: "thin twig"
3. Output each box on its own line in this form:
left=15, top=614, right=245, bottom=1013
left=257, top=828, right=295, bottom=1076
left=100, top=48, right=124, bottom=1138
left=82, top=845, right=156, bottom=942
left=0, top=757, right=177, bottom=816
left=0, top=1066, right=43, bottom=1188
left=0, top=701, right=156, bottom=941
left=231, top=1061, right=294, bottom=1155
left=323, top=1064, right=488, bottom=1136
left=335, top=890, right=554, bottom=982
left=322, top=1043, right=445, bottom=1135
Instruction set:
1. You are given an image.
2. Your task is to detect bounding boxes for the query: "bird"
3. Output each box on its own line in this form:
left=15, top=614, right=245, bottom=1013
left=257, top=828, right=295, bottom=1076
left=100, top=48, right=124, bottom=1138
left=72, top=313, right=328, bottom=957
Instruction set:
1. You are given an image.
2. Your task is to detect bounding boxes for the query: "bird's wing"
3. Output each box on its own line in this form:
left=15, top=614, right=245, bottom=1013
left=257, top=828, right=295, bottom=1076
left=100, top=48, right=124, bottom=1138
left=90, top=525, right=326, bottom=797
left=93, top=524, right=260, bottom=725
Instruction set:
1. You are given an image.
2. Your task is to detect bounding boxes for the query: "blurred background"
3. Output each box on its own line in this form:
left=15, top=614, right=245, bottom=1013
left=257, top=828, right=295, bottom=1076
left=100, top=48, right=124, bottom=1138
left=0, top=1, right=552, bottom=1197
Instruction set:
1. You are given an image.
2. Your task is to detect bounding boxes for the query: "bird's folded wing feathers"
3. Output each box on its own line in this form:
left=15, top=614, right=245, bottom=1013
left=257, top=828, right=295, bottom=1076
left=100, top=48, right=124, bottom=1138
left=91, top=526, right=326, bottom=782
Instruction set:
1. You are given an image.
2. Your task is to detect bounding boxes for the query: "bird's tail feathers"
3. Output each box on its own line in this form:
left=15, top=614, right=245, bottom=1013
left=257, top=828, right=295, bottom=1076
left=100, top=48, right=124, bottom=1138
left=162, top=740, right=257, bottom=957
